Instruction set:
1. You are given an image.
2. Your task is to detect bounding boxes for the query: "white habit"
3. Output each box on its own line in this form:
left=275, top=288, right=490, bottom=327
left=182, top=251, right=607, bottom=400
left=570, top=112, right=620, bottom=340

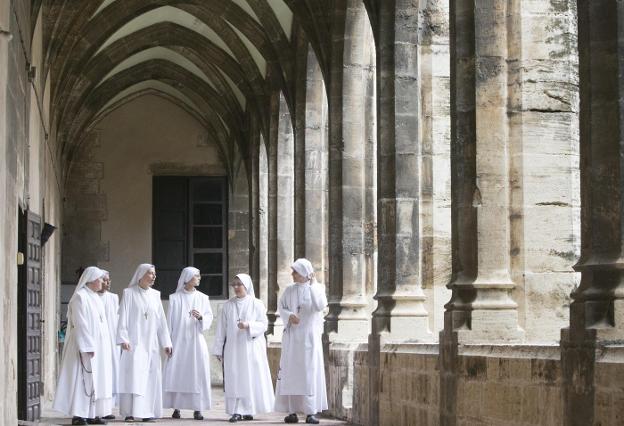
left=274, top=259, right=328, bottom=415
left=98, top=289, right=120, bottom=402
left=117, top=264, right=172, bottom=419
left=211, top=274, right=275, bottom=415
left=163, top=267, right=214, bottom=411
left=53, top=267, right=114, bottom=419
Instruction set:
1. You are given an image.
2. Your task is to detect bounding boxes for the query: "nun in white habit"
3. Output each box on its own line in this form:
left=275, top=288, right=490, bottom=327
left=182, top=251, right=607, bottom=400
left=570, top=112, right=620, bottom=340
left=97, top=270, right=119, bottom=417
left=117, top=263, right=172, bottom=422
left=53, top=266, right=113, bottom=425
left=163, top=266, right=214, bottom=420
left=211, top=274, right=274, bottom=423
left=274, top=259, right=328, bottom=425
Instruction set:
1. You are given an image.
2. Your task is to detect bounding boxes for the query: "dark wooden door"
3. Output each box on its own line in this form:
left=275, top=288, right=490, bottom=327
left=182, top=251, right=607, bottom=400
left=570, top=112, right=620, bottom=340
left=18, top=210, right=43, bottom=421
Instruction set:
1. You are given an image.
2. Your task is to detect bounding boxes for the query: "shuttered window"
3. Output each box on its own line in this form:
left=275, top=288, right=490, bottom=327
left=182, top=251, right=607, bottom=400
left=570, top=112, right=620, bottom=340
left=153, top=176, right=228, bottom=298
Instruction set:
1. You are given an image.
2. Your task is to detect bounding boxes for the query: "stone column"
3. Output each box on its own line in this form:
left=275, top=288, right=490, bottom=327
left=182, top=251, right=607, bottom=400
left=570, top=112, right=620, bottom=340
left=259, top=137, right=269, bottom=308
left=267, top=92, right=295, bottom=340
left=562, top=1, right=624, bottom=424
left=248, top=118, right=261, bottom=295
left=325, top=0, right=371, bottom=341
left=294, top=28, right=307, bottom=261
left=304, top=46, right=329, bottom=283
left=266, top=92, right=280, bottom=336
left=276, top=93, right=295, bottom=295
left=443, top=0, right=523, bottom=343
left=367, top=1, right=450, bottom=424
left=370, top=0, right=431, bottom=343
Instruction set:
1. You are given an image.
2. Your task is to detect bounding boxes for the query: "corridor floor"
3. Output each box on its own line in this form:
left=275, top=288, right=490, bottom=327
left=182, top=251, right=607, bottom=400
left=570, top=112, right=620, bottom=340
left=28, top=388, right=349, bottom=426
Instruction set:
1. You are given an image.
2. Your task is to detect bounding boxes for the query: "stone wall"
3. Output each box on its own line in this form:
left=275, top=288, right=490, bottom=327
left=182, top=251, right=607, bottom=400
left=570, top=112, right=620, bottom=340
left=0, top=0, right=22, bottom=421
left=594, top=349, right=624, bottom=425
left=1, top=1, right=61, bottom=420
left=268, top=342, right=609, bottom=425
left=63, top=93, right=228, bottom=290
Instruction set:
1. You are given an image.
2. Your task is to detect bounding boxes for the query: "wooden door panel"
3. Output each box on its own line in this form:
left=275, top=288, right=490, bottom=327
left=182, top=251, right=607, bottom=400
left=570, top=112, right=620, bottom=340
left=18, top=210, right=42, bottom=421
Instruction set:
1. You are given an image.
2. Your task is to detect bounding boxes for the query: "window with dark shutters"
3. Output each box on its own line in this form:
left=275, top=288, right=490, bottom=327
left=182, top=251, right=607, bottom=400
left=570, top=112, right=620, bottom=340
left=152, top=176, right=228, bottom=298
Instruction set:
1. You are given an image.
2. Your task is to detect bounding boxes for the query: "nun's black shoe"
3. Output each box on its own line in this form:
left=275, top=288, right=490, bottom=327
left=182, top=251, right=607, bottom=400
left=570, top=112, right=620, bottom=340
left=125, top=417, right=135, bottom=422
left=305, top=415, right=320, bottom=424
left=284, top=413, right=299, bottom=423
left=172, top=409, right=181, bottom=419
left=242, top=415, right=254, bottom=420
left=72, top=417, right=87, bottom=426
left=193, top=411, right=204, bottom=420
left=102, top=414, right=115, bottom=420
left=142, top=419, right=156, bottom=423
left=229, top=414, right=242, bottom=423
left=86, top=418, right=107, bottom=425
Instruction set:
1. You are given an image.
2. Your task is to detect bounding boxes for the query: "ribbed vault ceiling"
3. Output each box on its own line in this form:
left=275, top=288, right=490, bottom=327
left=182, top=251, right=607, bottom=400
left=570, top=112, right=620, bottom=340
left=39, top=0, right=306, bottom=176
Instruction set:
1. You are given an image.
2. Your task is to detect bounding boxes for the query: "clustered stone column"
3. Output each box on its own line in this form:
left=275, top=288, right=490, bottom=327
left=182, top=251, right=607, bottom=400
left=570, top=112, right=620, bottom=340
left=324, top=0, right=371, bottom=342
left=266, top=93, right=295, bottom=340
left=443, top=0, right=523, bottom=344
left=266, top=92, right=281, bottom=336
left=562, top=1, right=624, bottom=424
left=367, top=1, right=427, bottom=424
left=302, top=47, right=328, bottom=283
left=248, top=116, right=261, bottom=296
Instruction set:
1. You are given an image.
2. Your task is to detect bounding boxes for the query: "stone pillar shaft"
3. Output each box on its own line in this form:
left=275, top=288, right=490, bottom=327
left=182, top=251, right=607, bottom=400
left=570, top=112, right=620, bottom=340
left=570, top=0, right=624, bottom=337
left=267, top=92, right=281, bottom=336
left=445, top=0, right=522, bottom=342
left=294, top=27, right=308, bottom=261
left=325, top=0, right=370, bottom=341
left=372, top=0, right=430, bottom=342
left=248, top=119, right=261, bottom=296
left=563, top=2, right=624, bottom=424
left=303, top=47, right=329, bottom=283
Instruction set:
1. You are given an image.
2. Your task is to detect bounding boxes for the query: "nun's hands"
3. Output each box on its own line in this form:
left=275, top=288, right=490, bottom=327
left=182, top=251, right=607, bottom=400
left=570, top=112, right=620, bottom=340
left=289, top=314, right=300, bottom=325
left=121, top=342, right=131, bottom=351
left=309, top=272, right=316, bottom=284
left=164, top=347, right=173, bottom=358
left=238, top=321, right=249, bottom=330
left=191, top=309, right=202, bottom=320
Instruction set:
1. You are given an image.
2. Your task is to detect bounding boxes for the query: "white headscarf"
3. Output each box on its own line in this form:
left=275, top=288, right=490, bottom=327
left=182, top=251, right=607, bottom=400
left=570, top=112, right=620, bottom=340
left=72, top=266, right=105, bottom=298
left=128, top=263, right=155, bottom=288
left=235, top=273, right=255, bottom=298
left=63, top=266, right=105, bottom=359
left=291, top=258, right=314, bottom=281
left=176, top=266, right=201, bottom=292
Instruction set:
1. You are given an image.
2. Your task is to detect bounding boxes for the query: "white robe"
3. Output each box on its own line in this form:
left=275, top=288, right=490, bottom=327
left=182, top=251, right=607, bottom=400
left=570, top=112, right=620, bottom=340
left=99, top=291, right=120, bottom=401
left=117, top=286, right=172, bottom=418
left=274, top=282, right=328, bottom=415
left=162, top=289, right=213, bottom=411
left=53, top=287, right=113, bottom=418
left=211, top=296, right=275, bottom=415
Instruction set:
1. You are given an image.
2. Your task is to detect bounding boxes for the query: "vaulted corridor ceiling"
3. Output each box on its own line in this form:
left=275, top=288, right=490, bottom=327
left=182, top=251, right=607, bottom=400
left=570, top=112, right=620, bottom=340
left=36, top=0, right=336, bottom=175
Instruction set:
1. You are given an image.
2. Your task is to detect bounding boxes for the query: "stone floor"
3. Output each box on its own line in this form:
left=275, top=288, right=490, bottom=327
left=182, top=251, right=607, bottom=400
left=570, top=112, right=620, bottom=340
left=30, top=389, right=349, bottom=426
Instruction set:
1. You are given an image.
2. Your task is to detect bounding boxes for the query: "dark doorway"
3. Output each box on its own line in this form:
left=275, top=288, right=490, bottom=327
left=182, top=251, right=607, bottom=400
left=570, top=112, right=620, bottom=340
left=152, top=176, right=228, bottom=298
left=17, top=209, right=43, bottom=421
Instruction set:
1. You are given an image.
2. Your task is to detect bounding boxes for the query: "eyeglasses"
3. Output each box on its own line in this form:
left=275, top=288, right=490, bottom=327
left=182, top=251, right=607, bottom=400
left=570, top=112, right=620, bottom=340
left=230, top=282, right=244, bottom=288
